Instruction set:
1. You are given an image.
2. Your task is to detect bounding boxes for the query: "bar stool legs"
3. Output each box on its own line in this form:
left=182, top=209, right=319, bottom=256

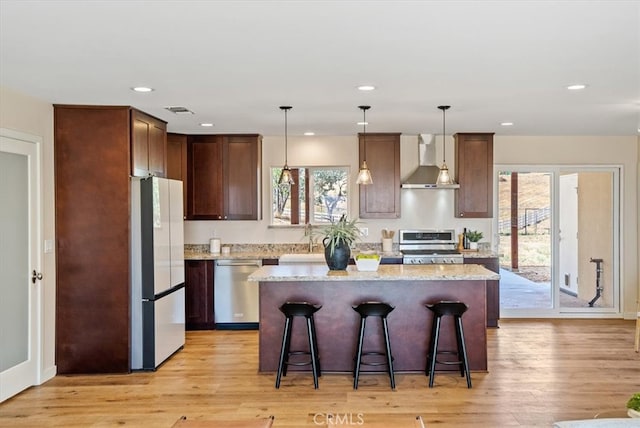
left=275, top=302, right=322, bottom=389
left=425, top=301, right=472, bottom=388
left=352, top=302, right=395, bottom=390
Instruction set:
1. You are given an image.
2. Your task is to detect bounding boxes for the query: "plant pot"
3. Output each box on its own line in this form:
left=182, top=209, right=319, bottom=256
left=469, top=242, right=478, bottom=250
left=323, top=240, right=351, bottom=270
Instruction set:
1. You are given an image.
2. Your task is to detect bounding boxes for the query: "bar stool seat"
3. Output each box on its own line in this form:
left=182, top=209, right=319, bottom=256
left=425, top=301, right=472, bottom=388
left=275, top=302, right=322, bottom=389
left=352, top=301, right=395, bottom=390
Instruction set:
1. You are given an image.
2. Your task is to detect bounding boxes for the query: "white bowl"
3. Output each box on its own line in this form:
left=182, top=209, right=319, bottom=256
left=354, top=254, right=381, bottom=271
left=629, top=408, right=640, bottom=418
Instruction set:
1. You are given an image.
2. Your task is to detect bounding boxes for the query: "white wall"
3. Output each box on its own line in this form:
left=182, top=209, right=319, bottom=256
left=0, top=86, right=56, bottom=381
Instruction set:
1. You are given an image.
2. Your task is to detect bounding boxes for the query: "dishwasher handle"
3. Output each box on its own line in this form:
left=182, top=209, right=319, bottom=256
left=215, top=259, right=262, bottom=267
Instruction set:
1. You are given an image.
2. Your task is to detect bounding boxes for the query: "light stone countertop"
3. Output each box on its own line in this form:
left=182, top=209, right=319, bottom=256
left=183, top=244, right=497, bottom=261
left=248, top=263, right=500, bottom=282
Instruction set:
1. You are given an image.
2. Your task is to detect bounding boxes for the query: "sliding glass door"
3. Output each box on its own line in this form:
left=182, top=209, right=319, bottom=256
left=496, top=166, right=620, bottom=317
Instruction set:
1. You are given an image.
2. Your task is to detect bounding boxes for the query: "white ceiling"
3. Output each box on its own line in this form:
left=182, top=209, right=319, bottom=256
left=1, top=0, right=638, bottom=137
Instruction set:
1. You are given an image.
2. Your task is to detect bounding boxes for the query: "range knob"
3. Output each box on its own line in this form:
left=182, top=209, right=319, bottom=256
left=431, top=258, right=436, bottom=264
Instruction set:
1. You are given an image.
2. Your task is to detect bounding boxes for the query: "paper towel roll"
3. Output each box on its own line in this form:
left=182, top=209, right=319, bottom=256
left=210, top=238, right=221, bottom=253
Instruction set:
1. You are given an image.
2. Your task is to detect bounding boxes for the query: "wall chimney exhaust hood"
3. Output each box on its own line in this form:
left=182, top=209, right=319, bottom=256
left=401, top=134, right=460, bottom=189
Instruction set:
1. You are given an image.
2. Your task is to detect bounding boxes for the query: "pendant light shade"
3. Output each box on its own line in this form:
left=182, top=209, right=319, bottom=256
left=278, top=106, right=294, bottom=186
left=436, top=105, right=456, bottom=186
left=356, top=105, right=373, bottom=185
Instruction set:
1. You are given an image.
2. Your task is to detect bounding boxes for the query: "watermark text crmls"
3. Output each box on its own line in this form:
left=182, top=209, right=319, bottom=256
left=313, top=412, right=365, bottom=426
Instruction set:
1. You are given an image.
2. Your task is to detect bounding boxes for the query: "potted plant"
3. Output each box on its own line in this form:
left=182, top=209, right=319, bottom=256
left=466, top=230, right=483, bottom=250
left=316, top=215, right=361, bottom=270
left=627, top=392, right=640, bottom=418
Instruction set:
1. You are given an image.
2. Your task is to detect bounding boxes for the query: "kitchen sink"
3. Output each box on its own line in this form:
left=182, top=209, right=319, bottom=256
left=278, top=253, right=326, bottom=264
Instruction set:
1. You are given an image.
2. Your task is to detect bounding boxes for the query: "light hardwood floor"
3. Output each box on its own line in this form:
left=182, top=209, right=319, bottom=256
left=1, top=320, right=638, bottom=427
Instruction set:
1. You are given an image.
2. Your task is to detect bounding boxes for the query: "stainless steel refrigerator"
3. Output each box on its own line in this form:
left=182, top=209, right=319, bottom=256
left=130, top=176, right=185, bottom=370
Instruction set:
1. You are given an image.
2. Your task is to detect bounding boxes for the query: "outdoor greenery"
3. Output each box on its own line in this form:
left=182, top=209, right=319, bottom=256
left=272, top=166, right=348, bottom=225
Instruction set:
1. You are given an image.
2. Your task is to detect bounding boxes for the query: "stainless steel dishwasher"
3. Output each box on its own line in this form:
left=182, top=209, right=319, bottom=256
left=214, top=259, right=262, bottom=330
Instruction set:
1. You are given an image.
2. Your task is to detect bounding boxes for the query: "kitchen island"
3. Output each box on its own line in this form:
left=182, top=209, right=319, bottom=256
left=249, top=264, right=499, bottom=373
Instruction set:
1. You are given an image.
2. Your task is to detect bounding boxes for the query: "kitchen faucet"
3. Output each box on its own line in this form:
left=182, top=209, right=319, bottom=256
left=304, top=224, right=316, bottom=253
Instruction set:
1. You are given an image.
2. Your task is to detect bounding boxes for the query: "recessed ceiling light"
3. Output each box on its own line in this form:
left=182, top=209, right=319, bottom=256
left=357, top=85, right=376, bottom=91
left=567, top=84, right=587, bottom=90
left=200, top=123, right=214, bottom=127
left=304, top=132, right=315, bottom=136
left=131, top=86, right=154, bottom=93
left=501, top=122, right=514, bottom=126
left=357, top=121, right=369, bottom=126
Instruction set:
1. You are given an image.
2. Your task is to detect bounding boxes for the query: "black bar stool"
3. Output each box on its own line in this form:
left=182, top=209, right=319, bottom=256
left=275, top=302, right=322, bottom=389
left=352, top=302, right=395, bottom=390
left=425, top=301, right=472, bottom=388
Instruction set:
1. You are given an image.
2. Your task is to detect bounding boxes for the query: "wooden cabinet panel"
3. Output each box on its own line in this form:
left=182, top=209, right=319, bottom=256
left=186, top=134, right=261, bottom=220
left=131, top=114, right=149, bottom=177
left=167, top=133, right=187, bottom=216
left=464, top=257, right=500, bottom=327
left=54, top=105, right=132, bottom=374
left=223, top=135, right=261, bottom=220
left=185, top=260, right=215, bottom=330
left=454, top=133, right=494, bottom=218
left=130, top=109, right=167, bottom=178
left=187, top=135, right=224, bottom=219
left=359, top=133, right=401, bottom=219
left=148, top=120, right=167, bottom=177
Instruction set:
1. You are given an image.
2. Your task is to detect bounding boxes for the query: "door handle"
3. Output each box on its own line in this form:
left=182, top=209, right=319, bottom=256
left=32, top=270, right=43, bottom=284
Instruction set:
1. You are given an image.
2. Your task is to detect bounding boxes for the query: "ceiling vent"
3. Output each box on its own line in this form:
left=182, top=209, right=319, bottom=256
left=164, top=106, right=195, bottom=115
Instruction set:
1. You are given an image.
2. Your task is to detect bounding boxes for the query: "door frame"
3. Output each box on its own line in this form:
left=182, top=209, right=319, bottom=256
left=0, top=127, right=44, bottom=402
left=493, top=164, right=622, bottom=318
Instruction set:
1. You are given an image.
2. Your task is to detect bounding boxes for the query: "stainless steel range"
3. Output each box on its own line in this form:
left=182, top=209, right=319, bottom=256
left=399, top=229, right=463, bottom=264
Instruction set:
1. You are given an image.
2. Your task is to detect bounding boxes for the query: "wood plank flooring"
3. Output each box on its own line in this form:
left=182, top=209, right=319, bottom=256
left=1, top=320, right=639, bottom=427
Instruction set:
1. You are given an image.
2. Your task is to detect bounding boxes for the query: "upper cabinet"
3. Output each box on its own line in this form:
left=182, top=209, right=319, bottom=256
left=454, top=132, right=494, bottom=218
left=131, top=109, right=167, bottom=178
left=359, top=133, right=401, bottom=219
left=187, top=134, right=262, bottom=220
left=167, top=133, right=188, bottom=216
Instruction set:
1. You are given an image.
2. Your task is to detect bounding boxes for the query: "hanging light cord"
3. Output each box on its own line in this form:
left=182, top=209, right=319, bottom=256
left=284, top=107, right=288, bottom=164
left=362, top=107, right=367, bottom=153
left=442, top=107, right=446, bottom=164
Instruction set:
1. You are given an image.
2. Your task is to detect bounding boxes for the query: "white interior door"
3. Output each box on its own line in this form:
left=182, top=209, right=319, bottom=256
left=0, top=130, right=41, bottom=402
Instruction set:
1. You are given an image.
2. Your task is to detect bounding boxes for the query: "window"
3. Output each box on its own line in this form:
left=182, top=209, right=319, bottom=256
left=271, top=166, right=349, bottom=226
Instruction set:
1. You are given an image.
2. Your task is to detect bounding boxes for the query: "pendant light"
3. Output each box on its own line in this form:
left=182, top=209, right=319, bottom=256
left=277, top=106, right=294, bottom=186
left=436, top=105, right=456, bottom=186
left=356, top=105, right=373, bottom=185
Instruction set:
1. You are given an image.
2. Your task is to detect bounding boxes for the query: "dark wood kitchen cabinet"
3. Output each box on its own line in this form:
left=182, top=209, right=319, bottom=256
left=131, top=109, right=167, bottom=178
left=187, top=134, right=262, bottom=220
left=167, top=132, right=188, bottom=216
left=54, top=105, right=138, bottom=374
left=185, top=260, right=215, bottom=330
left=358, top=132, right=401, bottom=219
left=464, top=257, right=500, bottom=327
left=454, top=133, right=494, bottom=218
